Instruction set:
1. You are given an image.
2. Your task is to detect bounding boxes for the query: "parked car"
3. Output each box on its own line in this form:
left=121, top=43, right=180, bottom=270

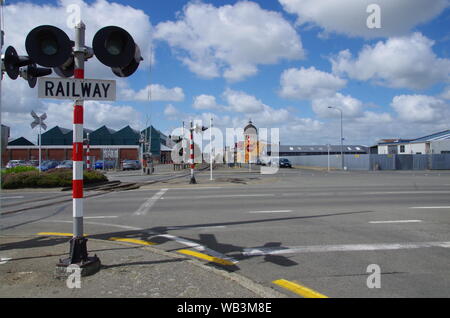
left=55, top=160, right=73, bottom=169
left=39, top=160, right=60, bottom=172
left=279, top=158, right=292, bottom=168
left=6, top=160, right=27, bottom=168
left=122, top=160, right=141, bottom=171
left=95, top=160, right=115, bottom=170
left=26, top=160, right=40, bottom=167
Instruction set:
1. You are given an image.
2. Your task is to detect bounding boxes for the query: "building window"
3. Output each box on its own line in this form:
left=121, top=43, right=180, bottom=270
left=400, top=145, right=405, bottom=153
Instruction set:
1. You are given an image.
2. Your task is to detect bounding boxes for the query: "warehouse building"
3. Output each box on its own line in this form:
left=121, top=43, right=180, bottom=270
left=269, top=144, right=369, bottom=157
left=377, top=130, right=450, bottom=155
left=4, top=125, right=173, bottom=165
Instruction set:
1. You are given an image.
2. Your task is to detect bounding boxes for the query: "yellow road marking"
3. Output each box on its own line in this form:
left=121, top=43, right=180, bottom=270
left=108, top=237, right=156, bottom=246
left=37, top=232, right=83, bottom=237
left=177, top=249, right=235, bottom=266
left=273, top=279, right=328, bottom=298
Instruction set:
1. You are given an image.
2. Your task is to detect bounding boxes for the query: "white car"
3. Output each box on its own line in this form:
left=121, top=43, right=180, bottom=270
left=6, top=160, right=26, bottom=168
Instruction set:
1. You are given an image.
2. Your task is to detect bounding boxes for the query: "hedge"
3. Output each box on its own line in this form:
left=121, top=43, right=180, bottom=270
left=1, top=169, right=108, bottom=189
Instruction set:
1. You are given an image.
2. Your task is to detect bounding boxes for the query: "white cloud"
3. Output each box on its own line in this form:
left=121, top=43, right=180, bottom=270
left=441, top=86, right=450, bottom=100
left=391, top=94, right=449, bottom=123
left=193, top=95, right=222, bottom=110
left=331, top=33, right=450, bottom=90
left=155, top=1, right=304, bottom=81
left=279, top=0, right=449, bottom=38
left=119, top=83, right=185, bottom=102
left=280, top=67, right=347, bottom=100
left=223, top=89, right=266, bottom=113
left=312, top=93, right=364, bottom=118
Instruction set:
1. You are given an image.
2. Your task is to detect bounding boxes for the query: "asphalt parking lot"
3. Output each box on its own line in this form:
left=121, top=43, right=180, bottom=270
left=1, top=166, right=450, bottom=297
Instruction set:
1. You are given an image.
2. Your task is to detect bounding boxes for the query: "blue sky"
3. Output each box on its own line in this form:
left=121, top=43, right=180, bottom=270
left=2, top=0, right=450, bottom=146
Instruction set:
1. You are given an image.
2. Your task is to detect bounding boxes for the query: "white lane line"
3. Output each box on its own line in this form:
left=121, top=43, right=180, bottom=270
left=164, top=187, right=224, bottom=191
left=248, top=210, right=293, bottom=214
left=0, top=257, right=12, bottom=265
left=162, top=194, right=274, bottom=200
left=44, top=220, right=142, bottom=231
left=133, top=188, right=168, bottom=216
left=243, top=241, right=450, bottom=256
left=1, top=196, right=24, bottom=200
left=369, top=220, right=422, bottom=224
left=166, top=225, right=226, bottom=230
left=364, top=191, right=450, bottom=195
left=84, top=216, right=119, bottom=219
left=410, top=206, right=450, bottom=209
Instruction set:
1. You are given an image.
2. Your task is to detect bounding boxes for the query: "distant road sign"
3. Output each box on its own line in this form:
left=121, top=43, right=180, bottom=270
left=38, top=77, right=116, bottom=101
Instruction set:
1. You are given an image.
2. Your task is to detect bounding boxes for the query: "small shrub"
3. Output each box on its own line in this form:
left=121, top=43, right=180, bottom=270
left=1, top=168, right=107, bottom=189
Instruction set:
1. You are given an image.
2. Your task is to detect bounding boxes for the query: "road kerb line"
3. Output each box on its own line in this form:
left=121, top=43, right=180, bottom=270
left=177, top=249, right=235, bottom=266
left=273, top=279, right=328, bottom=298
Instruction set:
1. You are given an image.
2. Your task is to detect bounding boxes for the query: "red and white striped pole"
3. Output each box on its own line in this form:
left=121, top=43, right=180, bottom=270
left=57, top=21, right=100, bottom=270
left=189, top=121, right=196, bottom=184
left=72, top=22, right=86, bottom=238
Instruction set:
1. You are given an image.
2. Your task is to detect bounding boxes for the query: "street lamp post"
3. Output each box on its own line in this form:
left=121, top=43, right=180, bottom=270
left=328, top=106, right=344, bottom=170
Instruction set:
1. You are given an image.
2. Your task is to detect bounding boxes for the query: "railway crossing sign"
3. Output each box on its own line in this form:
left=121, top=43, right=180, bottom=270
left=37, top=77, right=116, bottom=101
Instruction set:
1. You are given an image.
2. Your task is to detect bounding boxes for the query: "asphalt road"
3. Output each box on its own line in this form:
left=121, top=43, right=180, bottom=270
left=1, top=167, right=450, bottom=298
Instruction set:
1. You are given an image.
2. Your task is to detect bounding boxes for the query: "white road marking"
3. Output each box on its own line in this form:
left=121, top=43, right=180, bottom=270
left=0, top=257, right=12, bottom=265
left=363, top=191, right=450, bottom=195
left=410, top=206, right=450, bottom=209
left=156, top=234, right=238, bottom=264
left=369, top=220, right=422, bottom=224
left=44, top=220, right=142, bottom=231
left=162, top=194, right=274, bottom=200
left=84, top=216, right=119, bottom=219
left=243, top=241, right=450, bottom=256
left=1, top=196, right=24, bottom=200
left=166, top=225, right=226, bottom=230
left=133, top=188, right=168, bottom=216
left=248, top=210, right=293, bottom=214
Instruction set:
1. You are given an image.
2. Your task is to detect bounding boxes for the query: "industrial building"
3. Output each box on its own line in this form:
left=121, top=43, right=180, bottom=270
left=275, top=145, right=368, bottom=157
left=4, top=125, right=174, bottom=165
left=377, top=130, right=450, bottom=155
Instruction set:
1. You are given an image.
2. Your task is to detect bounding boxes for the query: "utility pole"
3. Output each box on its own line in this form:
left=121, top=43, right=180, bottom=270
left=210, top=117, right=213, bottom=181
left=328, top=106, right=345, bottom=170
left=189, top=121, right=196, bottom=184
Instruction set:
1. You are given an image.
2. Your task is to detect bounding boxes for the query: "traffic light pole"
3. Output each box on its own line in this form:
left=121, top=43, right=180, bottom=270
left=189, top=121, right=196, bottom=184
left=57, top=22, right=100, bottom=275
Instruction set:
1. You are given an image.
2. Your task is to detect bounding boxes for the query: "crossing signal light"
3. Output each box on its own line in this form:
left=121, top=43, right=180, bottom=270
left=20, top=63, right=52, bottom=88
left=25, top=25, right=73, bottom=74
left=2, top=46, right=52, bottom=87
left=92, top=26, right=143, bottom=77
left=3, top=46, right=33, bottom=80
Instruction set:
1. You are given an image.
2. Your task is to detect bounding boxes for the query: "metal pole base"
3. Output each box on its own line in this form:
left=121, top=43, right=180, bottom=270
left=190, top=176, right=197, bottom=184
left=55, top=237, right=101, bottom=277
